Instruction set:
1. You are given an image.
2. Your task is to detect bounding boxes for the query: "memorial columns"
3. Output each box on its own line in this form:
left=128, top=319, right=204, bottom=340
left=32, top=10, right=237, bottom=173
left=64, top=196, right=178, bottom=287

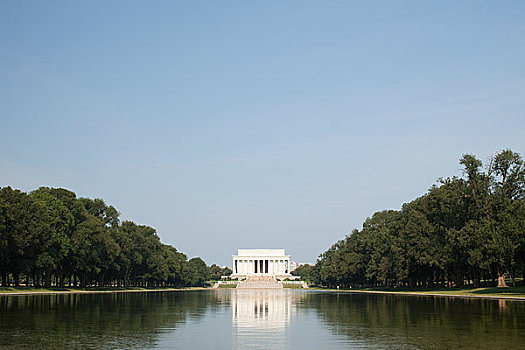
left=232, top=249, right=292, bottom=278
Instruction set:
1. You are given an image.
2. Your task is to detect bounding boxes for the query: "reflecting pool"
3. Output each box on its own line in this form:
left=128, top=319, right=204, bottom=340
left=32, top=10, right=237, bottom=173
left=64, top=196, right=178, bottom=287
left=0, top=290, right=524, bottom=349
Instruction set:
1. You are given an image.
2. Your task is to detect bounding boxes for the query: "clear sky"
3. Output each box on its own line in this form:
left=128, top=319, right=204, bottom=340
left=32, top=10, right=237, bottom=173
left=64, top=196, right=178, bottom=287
left=1, top=1, right=524, bottom=266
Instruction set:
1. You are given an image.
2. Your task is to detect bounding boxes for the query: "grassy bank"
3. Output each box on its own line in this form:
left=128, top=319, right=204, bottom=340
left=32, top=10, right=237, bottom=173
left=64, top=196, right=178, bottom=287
left=0, top=286, right=208, bottom=296
left=4, top=285, right=523, bottom=299
left=312, top=285, right=525, bottom=299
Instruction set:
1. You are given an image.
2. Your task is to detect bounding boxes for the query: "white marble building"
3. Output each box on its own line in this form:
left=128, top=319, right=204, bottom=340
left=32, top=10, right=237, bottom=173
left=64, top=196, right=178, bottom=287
left=231, top=249, right=299, bottom=280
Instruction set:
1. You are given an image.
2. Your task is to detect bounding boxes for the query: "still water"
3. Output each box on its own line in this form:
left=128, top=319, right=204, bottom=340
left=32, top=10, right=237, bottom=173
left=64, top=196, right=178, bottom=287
left=0, top=290, right=524, bottom=349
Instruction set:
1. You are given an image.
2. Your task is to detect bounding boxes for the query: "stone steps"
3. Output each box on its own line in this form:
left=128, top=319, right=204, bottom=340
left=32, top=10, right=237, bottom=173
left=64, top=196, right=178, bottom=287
left=237, top=276, right=283, bottom=289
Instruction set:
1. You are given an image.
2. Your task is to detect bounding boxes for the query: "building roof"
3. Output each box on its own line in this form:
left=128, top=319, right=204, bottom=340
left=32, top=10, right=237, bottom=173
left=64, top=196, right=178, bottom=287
left=236, top=249, right=286, bottom=257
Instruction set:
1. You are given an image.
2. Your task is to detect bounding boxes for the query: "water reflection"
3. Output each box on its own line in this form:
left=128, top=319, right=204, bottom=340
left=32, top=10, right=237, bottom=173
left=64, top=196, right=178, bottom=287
left=1, top=290, right=524, bottom=349
left=302, top=292, right=525, bottom=349
left=499, top=299, right=507, bottom=312
left=0, top=291, right=215, bottom=349
left=228, top=290, right=306, bottom=349
left=232, top=290, right=294, bottom=330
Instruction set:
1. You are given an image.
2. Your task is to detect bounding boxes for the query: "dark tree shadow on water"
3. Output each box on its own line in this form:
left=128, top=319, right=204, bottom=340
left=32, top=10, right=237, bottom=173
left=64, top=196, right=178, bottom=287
left=299, top=292, right=525, bottom=350
left=0, top=291, right=222, bottom=350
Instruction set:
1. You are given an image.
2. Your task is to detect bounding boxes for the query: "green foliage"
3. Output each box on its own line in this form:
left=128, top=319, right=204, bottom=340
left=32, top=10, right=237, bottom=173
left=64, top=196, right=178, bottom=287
left=183, top=257, right=210, bottom=286
left=315, top=149, right=525, bottom=289
left=0, top=187, right=212, bottom=288
left=209, top=264, right=232, bottom=281
left=291, top=264, right=314, bottom=282
left=0, top=187, right=52, bottom=286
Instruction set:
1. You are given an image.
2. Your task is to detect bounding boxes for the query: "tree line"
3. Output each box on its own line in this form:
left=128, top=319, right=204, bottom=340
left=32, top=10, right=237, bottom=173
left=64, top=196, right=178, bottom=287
left=0, top=186, right=230, bottom=288
left=298, top=149, right=525, bottom=288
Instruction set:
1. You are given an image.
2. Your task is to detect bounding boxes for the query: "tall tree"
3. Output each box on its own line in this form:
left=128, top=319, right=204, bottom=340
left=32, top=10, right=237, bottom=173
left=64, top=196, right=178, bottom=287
left=315, top=149, right=524, bottom=289
left=0, top=187, right=52, bottom=286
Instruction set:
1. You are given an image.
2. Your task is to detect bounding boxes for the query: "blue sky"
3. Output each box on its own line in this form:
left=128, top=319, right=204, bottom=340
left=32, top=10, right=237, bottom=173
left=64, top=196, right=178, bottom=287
left=1, top=1, right=524, bottom=266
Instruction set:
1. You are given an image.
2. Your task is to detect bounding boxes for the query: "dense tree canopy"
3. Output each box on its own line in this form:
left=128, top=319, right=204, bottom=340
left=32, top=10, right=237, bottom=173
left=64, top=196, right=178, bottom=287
left=209, top=264, right=232, bottom=281
left=0, top=187, right=213, bottom=287
left=2, top=149, right=522, bottom=289
left=312, top=149, right=525, bottom=288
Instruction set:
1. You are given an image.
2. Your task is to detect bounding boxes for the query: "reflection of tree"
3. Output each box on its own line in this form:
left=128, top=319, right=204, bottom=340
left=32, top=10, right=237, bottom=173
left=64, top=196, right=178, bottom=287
left=0, top=291, right=220, bottom=349
left=301, top=292, right=525, bottom=349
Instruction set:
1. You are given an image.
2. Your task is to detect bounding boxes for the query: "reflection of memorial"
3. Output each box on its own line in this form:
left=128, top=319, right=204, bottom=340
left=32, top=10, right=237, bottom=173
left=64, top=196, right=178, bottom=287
left=230, top=290, right=304, bottom=331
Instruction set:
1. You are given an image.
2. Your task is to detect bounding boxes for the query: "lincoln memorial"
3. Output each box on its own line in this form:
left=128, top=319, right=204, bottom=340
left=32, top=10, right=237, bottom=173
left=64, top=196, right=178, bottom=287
left=230, top=249, right=298, bottom=280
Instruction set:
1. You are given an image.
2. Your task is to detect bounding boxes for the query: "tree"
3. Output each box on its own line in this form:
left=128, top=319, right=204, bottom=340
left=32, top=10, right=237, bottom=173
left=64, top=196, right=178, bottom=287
left=30, top=188, right=76, bottom=286
left=315, top=149, right=525, bottom=289
left=209, top=264, right=224, bottom=281
left=0, top=187, right=52, bottom=286
left=0, top=185, right=215, bottom=288
left=291, top=264, right=314, bottom=283
left=183, top=257, right=210, bottom=286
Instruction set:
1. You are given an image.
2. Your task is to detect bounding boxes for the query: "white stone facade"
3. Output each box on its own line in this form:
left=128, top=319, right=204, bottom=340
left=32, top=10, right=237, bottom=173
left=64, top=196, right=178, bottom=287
left=231, top=249, right=298, bottom=280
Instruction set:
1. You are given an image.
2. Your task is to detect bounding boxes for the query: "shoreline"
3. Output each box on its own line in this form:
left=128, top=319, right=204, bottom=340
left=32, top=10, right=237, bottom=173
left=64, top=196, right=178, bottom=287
left=1, top=286, right=525, bottom=301
left=310, top=288, right=525, bottom=301
left=0, top=287, right=209, bottom=296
